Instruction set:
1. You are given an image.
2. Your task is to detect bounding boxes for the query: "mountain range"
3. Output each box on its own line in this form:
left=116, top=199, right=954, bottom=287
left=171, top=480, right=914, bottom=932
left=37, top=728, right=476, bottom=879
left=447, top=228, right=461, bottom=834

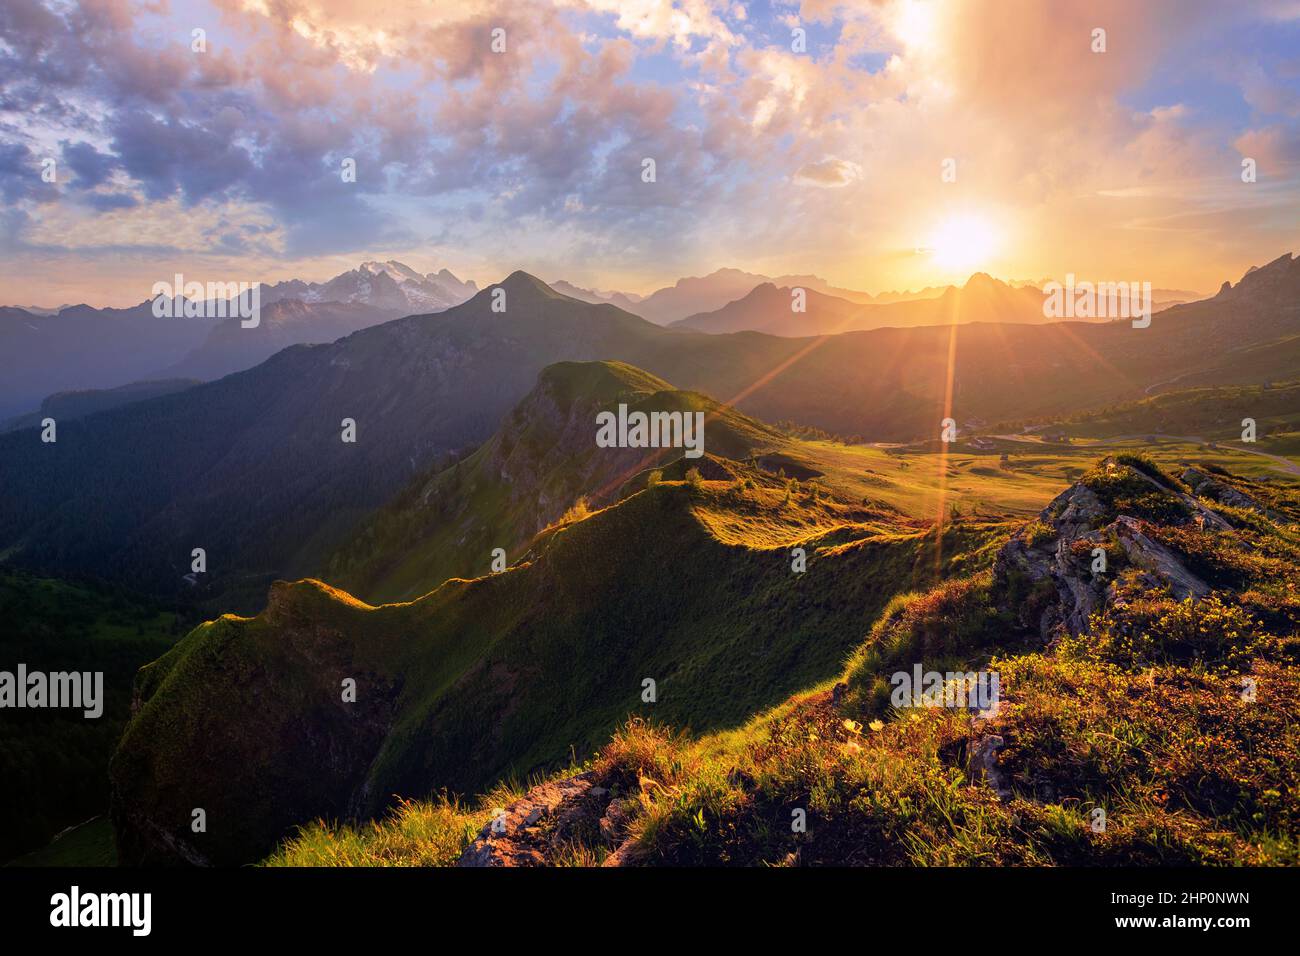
left=259, top=260, right=478, bottom=314
left=0, top=261, right=478, bottom=421
left=673, top=273, right=1208, bottom=336
left=2, top=249, right=1296, bottom=868
left=1, top=257, right=1209, bottom=425
left=627, top=267, right=885, bottom=324
left=1, top=254, right=1295, bottom=609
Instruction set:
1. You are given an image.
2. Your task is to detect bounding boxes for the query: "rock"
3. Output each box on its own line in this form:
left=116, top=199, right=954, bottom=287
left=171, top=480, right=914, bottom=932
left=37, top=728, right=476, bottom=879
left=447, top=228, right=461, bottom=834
left=969, top=735, right=1011, bottom=802
left=601, top=837, right=646, bottom=867
left=598, top=797, right=637, bottom=843
left=1113, top=516, right=1210, bottom=599
left=1121, top=464, right=1232, bottom=531
left=994, top=461, right=1222, bottom=639
left=1182, top=468, right=1283, bottom=521
left=994, top=483, right=1109, bottom=637
left=457, top=771, right=621, bottom=867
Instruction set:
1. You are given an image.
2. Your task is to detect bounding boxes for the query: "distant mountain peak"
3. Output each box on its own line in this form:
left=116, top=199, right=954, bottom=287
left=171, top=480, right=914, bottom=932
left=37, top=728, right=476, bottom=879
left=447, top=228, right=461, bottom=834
left=257, top=260, right=478, bottom=315
left=495, top=270, right=562, bottom=298
left=359, top=260, right=424, bottom=283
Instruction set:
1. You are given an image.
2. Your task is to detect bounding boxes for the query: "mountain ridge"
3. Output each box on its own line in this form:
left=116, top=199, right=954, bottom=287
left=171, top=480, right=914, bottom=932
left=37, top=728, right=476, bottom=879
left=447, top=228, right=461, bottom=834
left=327, top=359, right=789, bottom=603
left=107, top=364, right=1001, bottom=865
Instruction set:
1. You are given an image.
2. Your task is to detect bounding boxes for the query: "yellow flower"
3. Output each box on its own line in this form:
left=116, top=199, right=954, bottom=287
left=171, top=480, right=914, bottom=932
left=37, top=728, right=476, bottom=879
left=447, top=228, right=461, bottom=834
left=868, top=719, right=884, bottom=732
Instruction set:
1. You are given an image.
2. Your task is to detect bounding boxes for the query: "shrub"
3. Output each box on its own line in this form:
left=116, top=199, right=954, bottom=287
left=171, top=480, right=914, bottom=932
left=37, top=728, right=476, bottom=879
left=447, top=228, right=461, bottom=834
left=1022, top=519, right=1054, bottom=548
left=1068, top=594, right=1265, bottom=672
left=1082, top=459, right=1190, bottom=524
left=560, top=496, right=591, bottom=523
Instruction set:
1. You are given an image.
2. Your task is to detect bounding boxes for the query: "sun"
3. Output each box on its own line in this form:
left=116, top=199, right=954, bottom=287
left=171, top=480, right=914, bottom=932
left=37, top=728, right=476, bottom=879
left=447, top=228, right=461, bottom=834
left=926, top=213, right=1002, bottom=274
left=892, top=0, right=940, bottom=51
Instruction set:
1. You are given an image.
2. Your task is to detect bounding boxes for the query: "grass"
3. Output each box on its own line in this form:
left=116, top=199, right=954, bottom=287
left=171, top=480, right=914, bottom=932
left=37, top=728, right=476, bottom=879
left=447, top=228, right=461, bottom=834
left=263, top=458, right=1300, bottom=867
left=264, top=796, right=483, bottom=867
left=112, top=457, right=1011, bottom=864
left=324, top=360, right=790, bottom=604
left=1019, top=380, right=1300, bottom=444
left=328, top=364, right=1300, bottom=608
left=109, top=360, right=1300, bottom=867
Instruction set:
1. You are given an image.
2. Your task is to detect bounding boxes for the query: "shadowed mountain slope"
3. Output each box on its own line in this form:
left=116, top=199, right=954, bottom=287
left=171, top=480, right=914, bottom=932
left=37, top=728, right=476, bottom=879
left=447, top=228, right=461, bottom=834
left=0, top=302, right=215, bottom=421
left=0, top=274, right=674, bottom=608
left=0, top=379, right=201, bottom=433
left=159, top=299, right=404, bottom=382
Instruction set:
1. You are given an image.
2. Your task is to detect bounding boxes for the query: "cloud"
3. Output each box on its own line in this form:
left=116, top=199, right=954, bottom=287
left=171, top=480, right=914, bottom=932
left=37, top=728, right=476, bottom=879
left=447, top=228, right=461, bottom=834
left=1235, top=125, right=1300, bottom=171
left=0, top=141, right=59, bottom=203
left=61, top=141, right=118, bottom=189
left=0, top=0, right=1297, bottom=302
left=794, top=157, right=862, bottom=187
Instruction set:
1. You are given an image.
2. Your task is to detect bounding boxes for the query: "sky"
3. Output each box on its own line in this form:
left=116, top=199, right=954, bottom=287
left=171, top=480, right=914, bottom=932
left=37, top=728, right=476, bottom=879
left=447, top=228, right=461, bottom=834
left=1, top=0, right=1298, bottom=306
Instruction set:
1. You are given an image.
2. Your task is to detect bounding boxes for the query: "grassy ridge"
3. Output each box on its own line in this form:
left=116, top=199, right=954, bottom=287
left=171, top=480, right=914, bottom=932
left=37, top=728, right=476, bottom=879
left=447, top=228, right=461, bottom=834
left=110, top=460, right=1009, bottom=864
left=1043, top=380, right=1300, bottom=443
left=271, top=457, right=1300, bottom=866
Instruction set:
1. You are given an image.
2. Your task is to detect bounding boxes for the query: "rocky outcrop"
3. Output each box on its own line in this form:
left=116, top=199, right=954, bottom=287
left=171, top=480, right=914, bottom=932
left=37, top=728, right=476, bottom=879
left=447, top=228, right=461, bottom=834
left=994, top=458, right=1228, bottom=640
left=995, top=482, right=1110, bottom=637
left=1113, top=516, right=1209, bottom=599
left=456, top=770, right=642, bottom=867
left=1182, top=467, right=1284, bottom=521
